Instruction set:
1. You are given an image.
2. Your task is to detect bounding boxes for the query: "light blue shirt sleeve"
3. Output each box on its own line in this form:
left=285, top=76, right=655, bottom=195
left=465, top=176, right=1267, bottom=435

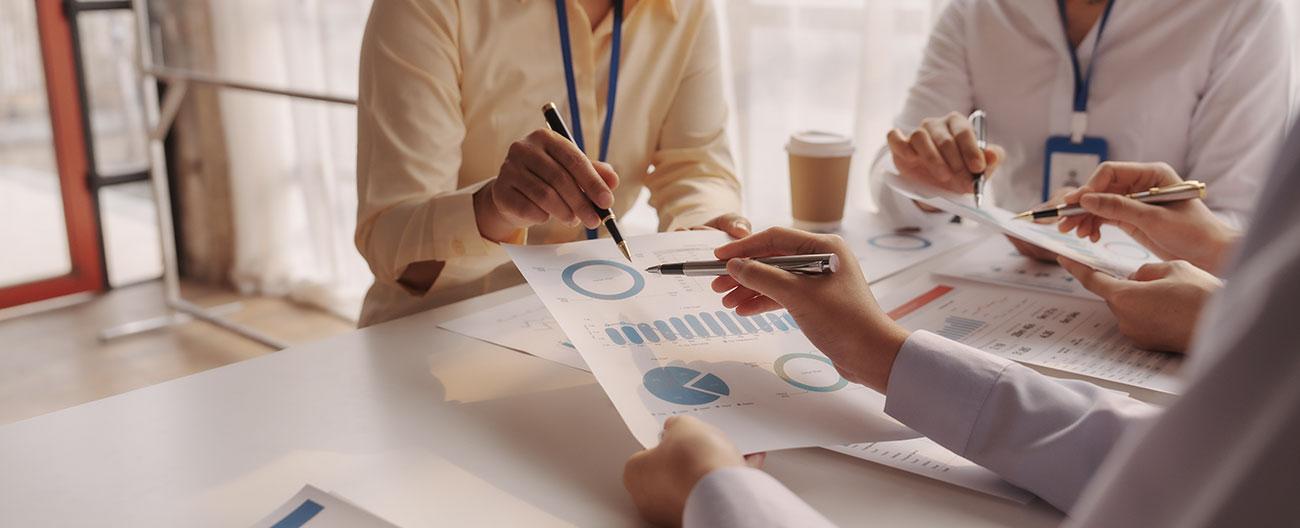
left=684, top=467, right=836, bottom=528
left=883, top=331, right=1159, bottom=512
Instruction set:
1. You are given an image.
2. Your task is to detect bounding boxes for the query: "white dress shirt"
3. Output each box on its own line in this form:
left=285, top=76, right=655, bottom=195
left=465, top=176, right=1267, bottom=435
left=869, top=0, right=1291, bottom=229
left=682, top=124, right=1300, bottom=526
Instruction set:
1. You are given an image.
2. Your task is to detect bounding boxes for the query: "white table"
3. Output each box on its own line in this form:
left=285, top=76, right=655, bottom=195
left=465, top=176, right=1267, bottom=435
left=0, top=241, right=1074, bottom=527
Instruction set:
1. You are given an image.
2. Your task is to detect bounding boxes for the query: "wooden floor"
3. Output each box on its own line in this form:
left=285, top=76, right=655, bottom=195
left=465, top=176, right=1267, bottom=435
left=0, top=280, right=353, bottom=425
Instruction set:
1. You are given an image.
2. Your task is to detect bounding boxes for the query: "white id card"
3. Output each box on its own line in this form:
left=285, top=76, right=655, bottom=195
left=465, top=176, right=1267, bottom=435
left=1044, top=135, right=1109, bottom=197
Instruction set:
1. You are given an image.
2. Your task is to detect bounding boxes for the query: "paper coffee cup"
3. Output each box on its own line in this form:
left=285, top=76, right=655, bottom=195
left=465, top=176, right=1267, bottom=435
left=786, top=131, right=854, bottom=232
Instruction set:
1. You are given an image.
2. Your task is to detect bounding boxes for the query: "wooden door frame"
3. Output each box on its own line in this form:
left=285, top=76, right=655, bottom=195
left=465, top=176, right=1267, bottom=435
left=0, top=0, right=105, bottom=308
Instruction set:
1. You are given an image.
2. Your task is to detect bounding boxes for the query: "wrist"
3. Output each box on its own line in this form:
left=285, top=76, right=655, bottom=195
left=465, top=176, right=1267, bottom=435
left=852, top=317, right=910, bottom=392
left=473, top=180, right=517, bottom=243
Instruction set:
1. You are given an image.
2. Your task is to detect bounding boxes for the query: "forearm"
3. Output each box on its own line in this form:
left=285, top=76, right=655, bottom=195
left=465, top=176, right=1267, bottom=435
left=884, top=331, right=1160, bottom=512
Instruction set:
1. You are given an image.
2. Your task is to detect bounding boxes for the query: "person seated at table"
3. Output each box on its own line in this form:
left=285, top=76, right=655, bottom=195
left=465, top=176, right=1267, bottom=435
left=870, top=0, right=1290, bottom=259
left=354, top=0, right=748, bottom=327
left=621, top=119, right=1300, bottom=525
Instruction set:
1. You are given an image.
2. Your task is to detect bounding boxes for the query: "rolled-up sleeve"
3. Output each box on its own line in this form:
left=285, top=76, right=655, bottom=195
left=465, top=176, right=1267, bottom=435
left=885, top=331, right=1159, bottom=512
left=355, top=0, right=516, bottom=293
left=646, top=1, right=742, bottom=232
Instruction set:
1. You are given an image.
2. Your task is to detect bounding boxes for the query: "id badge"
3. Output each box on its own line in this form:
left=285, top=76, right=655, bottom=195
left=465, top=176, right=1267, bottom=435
left=1044, top=135, right=1109, bottom=198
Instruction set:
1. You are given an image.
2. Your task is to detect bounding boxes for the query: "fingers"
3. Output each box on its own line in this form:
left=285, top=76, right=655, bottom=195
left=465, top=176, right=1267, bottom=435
left=732, top=296, right=784, bottom=317
left=886, top=129, right=916, bottom=163
left=1130, top=261, right=1175, bottom=282
left=507, top=141, right=597, bottom=227
left=705, top=214, right=753, bottom=239
left=725, top=258, right=800, bottom=306
left=982, top=144, right=1005, bottom=176
left=1056, top=256, right=1123, bottom=298
left=744, top=452, right=767, bottom=469
left=593, top=161, right=620, bottom=191
left=535, top=130, right=615, bottom=209
left=1079, top=193, right=1168, bottom=229
left=924, top=119, right=967, bottom=177
left=1084, top=161, right=1182, bottom=194
left=908, top=127, right=951, bottom=184
left=714, top=227, right=841, bottom=260
left=944, top=112, right=987, bottom=173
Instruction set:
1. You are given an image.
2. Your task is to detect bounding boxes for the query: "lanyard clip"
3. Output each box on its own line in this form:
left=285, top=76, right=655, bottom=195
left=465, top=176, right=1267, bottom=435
left=1070, top=112, right=1088, bottom=144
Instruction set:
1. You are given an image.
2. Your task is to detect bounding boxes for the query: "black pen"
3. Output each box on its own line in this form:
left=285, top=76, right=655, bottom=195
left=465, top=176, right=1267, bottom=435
left=970, top=110, right=987, bottom=208
left=542, top=102, right=631, bottom=261
left=646, top=254, right=839, bottom=277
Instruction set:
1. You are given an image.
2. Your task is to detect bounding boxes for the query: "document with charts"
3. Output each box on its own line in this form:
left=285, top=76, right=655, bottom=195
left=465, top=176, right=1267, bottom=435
left=505, top=231, right=916, bottom=453
left=841, top=215, right=984, bottom=283
left=829, top=439, right=1034, bottom=503
left=883, top=278, right=1183, bottom=393
left=440, top=295, right=588, bottom=371
left=933, top=235, right=1156, bottom=301
left=887, top=173, right=1159, bottom=277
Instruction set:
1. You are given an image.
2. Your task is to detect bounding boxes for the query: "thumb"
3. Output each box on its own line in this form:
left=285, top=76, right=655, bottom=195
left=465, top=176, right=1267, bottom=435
left=981, top=145, right=1005, bottom=176
left=1080, top=193, right=1165, bottom=227
left=1057, top=256, right=1124, bottom=299
left=726, top=258, right=797, bottom=304
left=1130, top=262, right=1174, bottom=282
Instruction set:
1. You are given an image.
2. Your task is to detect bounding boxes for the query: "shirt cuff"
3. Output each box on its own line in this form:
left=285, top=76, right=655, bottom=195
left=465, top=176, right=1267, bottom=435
left=684, top=467, right=835, bottom=528
left=429, top=179, right=523, bottom=259
left=883, top=330, right=1016, bottom=456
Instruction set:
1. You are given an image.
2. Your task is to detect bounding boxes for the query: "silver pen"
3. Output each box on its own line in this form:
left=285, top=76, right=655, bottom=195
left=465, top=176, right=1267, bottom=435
left=645, top=254, right=839, bottom=277
left=970, top=109, right=987, bottom=208
left=1014, top=181, right=1208, bottom=220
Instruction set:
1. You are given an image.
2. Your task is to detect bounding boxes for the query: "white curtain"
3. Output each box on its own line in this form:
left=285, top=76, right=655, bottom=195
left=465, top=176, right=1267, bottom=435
left=195, top=0, right=1299, bottom=322
left=205, top=0, right=371, bottom=320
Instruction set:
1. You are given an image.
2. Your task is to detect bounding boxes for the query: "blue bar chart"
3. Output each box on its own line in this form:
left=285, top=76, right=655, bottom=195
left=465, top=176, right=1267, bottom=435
left=604, top=310, right=800, bottom=346
left=937, top=315, right=985, bottom=341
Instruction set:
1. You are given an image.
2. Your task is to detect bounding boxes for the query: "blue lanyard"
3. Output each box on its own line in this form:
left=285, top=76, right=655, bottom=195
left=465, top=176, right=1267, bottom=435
left=555, top=0, right=623, bottom=239
left=1056, top=0, right=1118, bottom=115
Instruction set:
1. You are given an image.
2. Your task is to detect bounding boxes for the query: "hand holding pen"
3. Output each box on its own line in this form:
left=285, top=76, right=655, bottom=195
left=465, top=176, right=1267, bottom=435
left=1053, top=162, right=1239, bottom=274
left=886, top=111, right=1005, bottom=198
left=471, top=105, right=622, bottom=250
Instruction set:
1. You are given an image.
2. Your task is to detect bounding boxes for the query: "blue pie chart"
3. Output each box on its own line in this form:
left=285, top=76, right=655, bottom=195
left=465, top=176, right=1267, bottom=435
left=643, top=366, right=730, bottom=405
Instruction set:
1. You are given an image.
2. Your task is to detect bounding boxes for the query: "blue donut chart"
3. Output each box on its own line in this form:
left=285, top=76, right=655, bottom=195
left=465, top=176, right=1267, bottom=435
left=775, top=353, right=848, bottom=392
left=561, top=259, right=645, bottom=300
left=867, top=233, right=932, bottom=251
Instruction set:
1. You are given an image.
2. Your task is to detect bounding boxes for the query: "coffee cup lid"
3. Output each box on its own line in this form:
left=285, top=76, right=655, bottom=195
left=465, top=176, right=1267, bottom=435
left=786, top=130, right=854, bottom=158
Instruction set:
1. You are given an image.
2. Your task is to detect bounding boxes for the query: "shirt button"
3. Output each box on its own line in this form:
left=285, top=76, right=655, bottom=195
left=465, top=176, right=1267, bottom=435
left=452, top=239, right=466, bottom=256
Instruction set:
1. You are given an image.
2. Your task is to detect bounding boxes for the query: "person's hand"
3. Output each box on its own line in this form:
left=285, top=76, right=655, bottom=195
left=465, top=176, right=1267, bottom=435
left=677, top=213, right=753, bottom=240
left=710, top=227, right=911, bottom=392
left=1057, top=162, right=1239, bottom=274
left=887, top=112, right=1006, bottom=197
left=1058, top=257, right=1222, bottom=353
left=623, top=416, right=764, bottom=527
left=474, top=129, right=620, bottom=242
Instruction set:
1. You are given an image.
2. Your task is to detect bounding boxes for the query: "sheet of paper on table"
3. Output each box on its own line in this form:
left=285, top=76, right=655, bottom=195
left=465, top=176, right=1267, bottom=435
left=440, top=294, right=1029, bottom=501
left=505, top=230, right=917, bottom=453
left=882, top=278, right=1183, bottom=394
left=251, top=484, right=398, bottom=528
left=886, top=172, right=1158, bottom=277
left=839, top=214, right=985, bottom=283
left=828, top=439, right=1035, bottom=504
left=440, top=294, right=588, bottom=371
left=933, top=235, right=1149, bottom=301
